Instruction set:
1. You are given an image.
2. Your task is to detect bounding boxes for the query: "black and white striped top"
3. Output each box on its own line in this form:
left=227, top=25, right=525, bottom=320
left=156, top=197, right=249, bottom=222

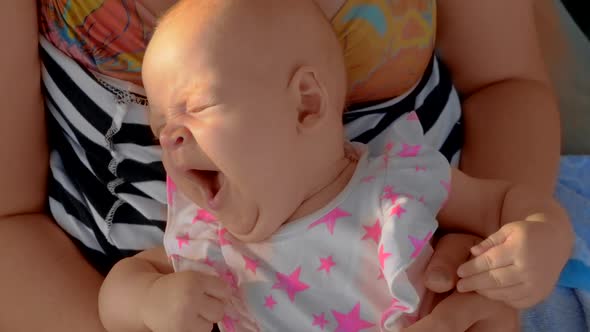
left=40, top=37, right=462, bottom=275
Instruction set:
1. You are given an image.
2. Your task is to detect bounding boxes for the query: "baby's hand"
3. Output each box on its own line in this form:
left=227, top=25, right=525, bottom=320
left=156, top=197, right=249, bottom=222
left=141, top=270, right=231, bottom=332
left=455, top=220, right=570, bottom=308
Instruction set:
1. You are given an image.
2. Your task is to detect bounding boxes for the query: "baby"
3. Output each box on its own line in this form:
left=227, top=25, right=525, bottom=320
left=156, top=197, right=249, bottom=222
left=99, top=0, right=573, bottom=331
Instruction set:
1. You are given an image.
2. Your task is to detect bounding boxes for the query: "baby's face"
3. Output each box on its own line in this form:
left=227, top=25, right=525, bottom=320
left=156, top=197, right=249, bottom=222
left=144, top=35, right=311, bottom=242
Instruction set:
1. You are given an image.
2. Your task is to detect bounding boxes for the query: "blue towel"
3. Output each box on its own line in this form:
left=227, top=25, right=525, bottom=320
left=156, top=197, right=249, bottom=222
left=522, top=156, right=590, bottom=332
left=556, top=156, right=590, bottom=291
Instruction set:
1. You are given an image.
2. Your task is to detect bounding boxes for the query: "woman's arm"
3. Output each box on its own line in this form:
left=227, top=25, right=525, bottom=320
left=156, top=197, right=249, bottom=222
left=437, top=0, right=561, bottom=195
left=0, top=1, right=105, bottom=330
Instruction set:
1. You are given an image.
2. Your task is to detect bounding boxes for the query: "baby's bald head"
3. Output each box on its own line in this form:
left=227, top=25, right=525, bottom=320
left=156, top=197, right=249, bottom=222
left=145, top=0, right=347, bottom=113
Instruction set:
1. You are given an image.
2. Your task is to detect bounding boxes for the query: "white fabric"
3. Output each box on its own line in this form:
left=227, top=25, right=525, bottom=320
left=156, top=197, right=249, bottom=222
left=165, top=114, right=450, bottom=331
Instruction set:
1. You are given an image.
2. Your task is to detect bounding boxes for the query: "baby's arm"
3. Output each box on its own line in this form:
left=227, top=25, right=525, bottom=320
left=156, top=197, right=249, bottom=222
left=437, top=168, right=574, bottom=308
left=99, top=246, right=230, bottom=332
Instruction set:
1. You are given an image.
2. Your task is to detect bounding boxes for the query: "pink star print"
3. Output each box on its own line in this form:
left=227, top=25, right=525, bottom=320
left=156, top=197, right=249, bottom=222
left=377, top=270, right=384, bottom=280
left=385, top=141, right=395, bottom=153
left=203, top=257, right=215, bottom=267
left=176, top=233, right=190, bottom=249
left=308, top=207, right=351, bottom=235
left=361, top=219, right=382, bottom=244
left=406, top=314, right=420, bottom=325
left=218, top=228, right=232, bottom=246
left=398, top=144, right=421, bottom=158
left=264, top=295, right=277, bottom=310
left=378, top=244, right=392, bottom=269
left=390, top=204, right=407, bottom=218
left=332, top=302, right=375, bottom=332
left=221, top=269, right=238, bottom=290
left=221, top=314, right=238, bottom=332
left=418, top=196, right=425, bottom=203
left=382, top=186, right=399, bottom=204
left=243, top=255, right=259, bottom=275
left=272, top=267, right=310, bottom=302
left=313, top=312, right=329, bottom=330
left=409, top=231, right=433, bottom=258
left=192, top=209, right=217, bottom=224
left=406, top=112, right=419, bottom=121
left=415, top=165, right=427, bottom=172
left=382, top=154, right=391, bottom=169
left=166, top=176, right=176, bottom=205
left=361, top=176, right=376, bottom=183
left=318, top=256, right=336, bottom=274
left=380, top=299, right=410, bottom=328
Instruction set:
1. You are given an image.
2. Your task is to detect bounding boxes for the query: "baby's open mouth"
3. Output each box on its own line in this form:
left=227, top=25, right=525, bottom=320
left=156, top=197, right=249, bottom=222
left=187, top=169, right=223, bottom=202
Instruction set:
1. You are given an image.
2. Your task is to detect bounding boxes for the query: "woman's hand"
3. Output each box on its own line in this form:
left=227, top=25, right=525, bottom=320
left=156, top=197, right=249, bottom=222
left=402, top=233, right=519, bottom=332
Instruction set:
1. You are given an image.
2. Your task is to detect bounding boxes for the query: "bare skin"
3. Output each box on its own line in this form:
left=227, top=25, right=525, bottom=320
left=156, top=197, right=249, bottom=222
left=0, top=1, right=105, bottom=331
left=99, top=1, right=571, bottom=331
left=0, top=0, right=563, bottom=331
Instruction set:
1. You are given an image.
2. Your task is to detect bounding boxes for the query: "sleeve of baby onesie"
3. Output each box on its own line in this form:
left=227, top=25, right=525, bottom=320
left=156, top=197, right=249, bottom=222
left=376, top=112, right=451, bottom=330
left=163, top=176, right=227, bottom=276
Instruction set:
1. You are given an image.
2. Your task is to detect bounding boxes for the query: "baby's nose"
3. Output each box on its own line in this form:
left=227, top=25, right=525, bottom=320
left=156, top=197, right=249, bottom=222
left=159, top=125, right=191, bottom=151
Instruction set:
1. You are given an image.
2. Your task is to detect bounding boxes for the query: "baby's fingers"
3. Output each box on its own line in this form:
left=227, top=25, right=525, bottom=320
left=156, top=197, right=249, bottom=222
left=457, top=266, right=521, bottom=292
left=457, top=245, right=512, bottom=278
left=470, top=228, right=510, bottom=256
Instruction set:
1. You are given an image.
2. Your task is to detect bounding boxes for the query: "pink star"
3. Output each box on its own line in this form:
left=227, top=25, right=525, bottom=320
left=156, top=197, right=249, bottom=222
left=385, top=141, right=395, bottom=153
left=264, top=295, right=277, bottom=310
left=382, top=154, right=391, bottom=169
left=418, top=196, right=425, bottom=203
left=243, top=254, right=259, bottom=275
left=383, top=185, right=394, bottom=194
left=221, top=314, right=238, bottom=332
left=313, top=312, right=330, bottom=330
left=218, top=228, right=232, bottom=246
left=192, top=208, right=217, bottom=224
left=176, top=233, right=190, bottom=249
left=317, top=256, right=336, bottom=274
left=221, top=269, right=238, bottom=290
left=406, top=314, right=420, bottom=325
left=406, top=112, right=419, bottom=121
left=398, top=144, right=421, bottom=158
left=332, top=302, right=375, bottom=332
left=361, top=219, right=382, bottom=244
left=166, top=176, right=176, bottom=205
left=409, top=231, right=433, bottom=258
left=361, top=176, right=376, bottom=183
left=272, top=267, right=310, bottom=302
left=378, top=244, right=392, bottom=269
left=380, top=299, right=410, bottom=328
left=440, top=180, right=451, bottom=193
left=308, top=207, right=352, bottom=235
left=415, top=165, right=427, bottom=172
left=203, top=257, right=215, bottom=267
left=390, top=204, right=407, bottom=218
left=377, top=270, right=385, bottom=280
left=382, top=186, right=399, bottom=204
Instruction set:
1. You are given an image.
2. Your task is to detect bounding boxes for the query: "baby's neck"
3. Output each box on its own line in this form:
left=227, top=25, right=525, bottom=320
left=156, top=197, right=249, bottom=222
left=286, top=144, right=359, bottom=222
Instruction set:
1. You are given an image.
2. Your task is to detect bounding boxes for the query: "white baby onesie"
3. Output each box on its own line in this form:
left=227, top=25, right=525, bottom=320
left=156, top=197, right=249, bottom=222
left=164, top=113, right=451, bottom=332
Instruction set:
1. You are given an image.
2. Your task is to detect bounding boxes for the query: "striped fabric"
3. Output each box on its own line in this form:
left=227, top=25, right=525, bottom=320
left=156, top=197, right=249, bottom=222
left=40, top=37, right=462, bottom=275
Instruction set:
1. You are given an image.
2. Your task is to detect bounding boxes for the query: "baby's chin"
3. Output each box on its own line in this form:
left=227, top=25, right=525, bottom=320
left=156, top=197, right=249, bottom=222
left=225, top=217, right=282, bottom=244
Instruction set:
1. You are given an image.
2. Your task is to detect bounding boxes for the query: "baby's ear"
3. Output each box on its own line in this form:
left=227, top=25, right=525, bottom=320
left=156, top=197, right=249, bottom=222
left=288, top=66, right=328, bottom=131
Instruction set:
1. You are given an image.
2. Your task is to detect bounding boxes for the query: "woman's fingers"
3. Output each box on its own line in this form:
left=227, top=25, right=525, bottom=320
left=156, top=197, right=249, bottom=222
left=425, top=233, right=481, bottom=293
left=401, top=292, right=505, bottom=332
